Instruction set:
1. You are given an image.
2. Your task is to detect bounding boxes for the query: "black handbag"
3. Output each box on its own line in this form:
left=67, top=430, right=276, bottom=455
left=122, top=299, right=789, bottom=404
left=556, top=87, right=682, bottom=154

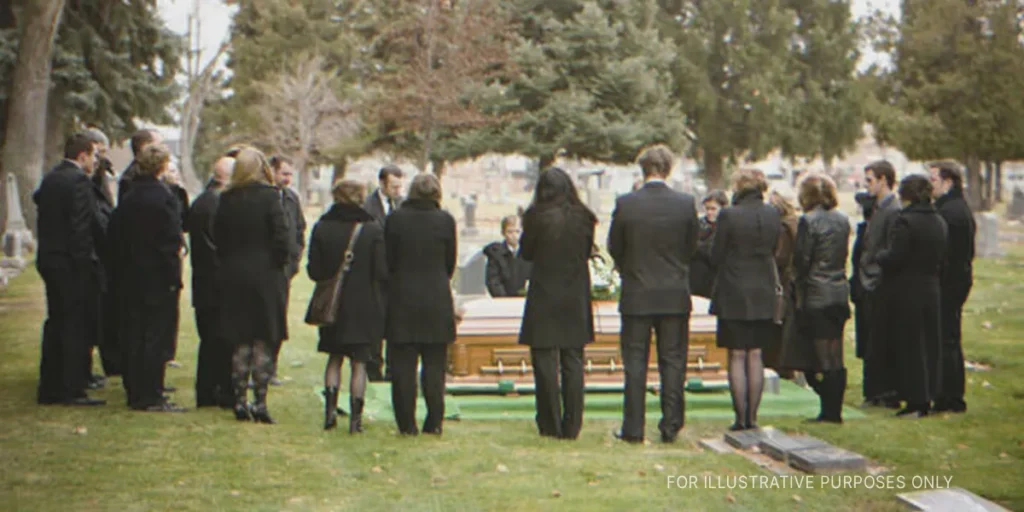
left=304, top=223, right=363, bottom=326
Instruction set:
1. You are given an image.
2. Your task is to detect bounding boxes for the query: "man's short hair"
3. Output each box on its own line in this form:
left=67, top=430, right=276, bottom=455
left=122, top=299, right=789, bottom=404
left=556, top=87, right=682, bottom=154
left=731, top=169, right=768, bottom=196
left=929, top=160, right=964, bottom=190
left=130, top=129, right=157, bottom=156
left=84, top=128, right=109, bottom=147
left=865, top=160, right=896, bottom=189
left=269, top=155, right=293, bottom=171
left=636, top=145, right=674, bottom=178
left=379, top=164, right=404, bottom=183
left=64, top=133, right=96, bottom=161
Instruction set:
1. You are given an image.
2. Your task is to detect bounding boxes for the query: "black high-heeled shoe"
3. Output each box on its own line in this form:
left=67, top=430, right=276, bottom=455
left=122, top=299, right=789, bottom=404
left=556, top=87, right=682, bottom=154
left=234, top=403, right=252, bottom=421
left=250, top=405, right=276, bottom=424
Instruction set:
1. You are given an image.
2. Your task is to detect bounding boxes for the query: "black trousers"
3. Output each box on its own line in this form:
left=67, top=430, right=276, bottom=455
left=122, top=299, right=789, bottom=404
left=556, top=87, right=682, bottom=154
left=621, top=314, right=689, bottom=440
left=390, top=343, right=447, bottom=434
left=38, top=263, right=92, bottom=403
left=530, top=347, right=584, bottom=439
left=97, top=288, right=122, bottom=376
left=862, top=290, right=897, bottom=401
left=123, top=291, right=177, bottom=409
left=195, top=306, right=232, bottom=406
left=937, top=283, right=971, bottom=408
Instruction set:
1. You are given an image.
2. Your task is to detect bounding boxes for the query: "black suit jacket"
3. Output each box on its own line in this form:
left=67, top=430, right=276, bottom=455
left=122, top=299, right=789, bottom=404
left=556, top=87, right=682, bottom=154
left=483, top=241, right=531, bottom=297
left=33, top=160, right=97, bottom=270
left=187, top=183, right=222, bottom=309
left=934, top=187, right=976, bottom=298
left=608, top=181, right=699, bottom=315
left=117, top=160, right=141, bottom=204
left=363, top=188, right=402, bottom=225
left=281, top=187, right=307, bottom=277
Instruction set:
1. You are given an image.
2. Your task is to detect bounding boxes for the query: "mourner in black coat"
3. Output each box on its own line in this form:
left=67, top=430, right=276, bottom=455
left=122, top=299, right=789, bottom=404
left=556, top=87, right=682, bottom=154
left=929, top=163, right=976, bottom=413
left=384, top=173, right=456, bottom=435
left=850, top=191, right=876, bottom=364
left=518, top=168, right=597, bottom=440
left=363, top=164, right=405, bottom=381
left=108, top=144, right=185, bottom=412
left=117, top=129, right=161, bottom=203
left=33, top=134, right=104, bottom=406
left=608, top=146, right=698, bottom=444
left=791, top=175, right=851, bottom=424
left=188, top=157, right=235, bottom=408
left=268, top=156, right=308, bottom=384
left=877, top=175, right=948, bottom=418
left=484, top=215, right=531, bottom=297
left=690, top=190, right=728, bottom=299
left=309, top=181, right=387, bottom=433
left=710, top=170, right=781, bottom=431
left=858, top=161, right=903, bottom=407
left=214, top=148, right=291, bottom=424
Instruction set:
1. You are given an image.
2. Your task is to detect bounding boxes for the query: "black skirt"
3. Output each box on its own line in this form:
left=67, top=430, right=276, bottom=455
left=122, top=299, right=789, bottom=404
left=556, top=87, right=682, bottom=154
left=317, top=333, right=372, bottom=362
left=716, top=319, right=778, bottom=350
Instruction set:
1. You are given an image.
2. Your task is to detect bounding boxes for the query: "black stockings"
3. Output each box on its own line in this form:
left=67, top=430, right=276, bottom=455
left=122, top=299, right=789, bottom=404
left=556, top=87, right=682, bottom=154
left=728, top=348, right=764, bottom=429
left=324, top=355, right=367, bottom=399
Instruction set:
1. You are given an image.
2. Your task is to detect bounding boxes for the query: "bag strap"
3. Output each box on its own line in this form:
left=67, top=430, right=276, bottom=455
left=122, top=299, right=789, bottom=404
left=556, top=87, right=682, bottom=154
left=335, top=222, right=363, bottom=279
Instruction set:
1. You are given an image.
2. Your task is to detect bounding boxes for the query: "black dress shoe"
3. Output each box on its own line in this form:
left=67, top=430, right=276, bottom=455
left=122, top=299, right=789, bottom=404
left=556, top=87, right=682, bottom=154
left=728, top=423, right=746, bottom=431
left=613, top=430, right=643, bottom=444
left=895, top=407, right=928, bottom=419
left=65, top=397, right=106, bottom=406
left=234, top=404, right=252, bottom=421
left=660, top=433, right=677, bottom=443
left=933, top=401, right=967, bottom=413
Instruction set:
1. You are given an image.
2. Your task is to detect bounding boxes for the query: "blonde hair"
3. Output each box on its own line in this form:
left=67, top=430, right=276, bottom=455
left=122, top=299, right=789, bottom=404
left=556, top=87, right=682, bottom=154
left=229, top=146, right=274, bottom=188
left=332, top=179, right=366, bottom=206
left=136, top=144, right=171, bottom=178
left=769, top=190, right=798, bottom=218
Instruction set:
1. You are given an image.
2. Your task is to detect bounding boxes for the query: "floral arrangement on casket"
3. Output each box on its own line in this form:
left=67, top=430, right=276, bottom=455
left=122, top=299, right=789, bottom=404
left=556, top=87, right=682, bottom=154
left=589, top=246, right=620, bottom=301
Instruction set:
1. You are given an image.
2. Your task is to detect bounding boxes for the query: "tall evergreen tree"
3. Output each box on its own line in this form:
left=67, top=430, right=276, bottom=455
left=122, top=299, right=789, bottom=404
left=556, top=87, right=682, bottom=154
left=447, top=0, right=686, bottom=168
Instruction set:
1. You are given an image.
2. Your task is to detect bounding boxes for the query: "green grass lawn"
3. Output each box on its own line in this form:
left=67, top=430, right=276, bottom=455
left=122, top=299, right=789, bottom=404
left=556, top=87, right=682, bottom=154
left=2, top=248, right=1023, bottom=512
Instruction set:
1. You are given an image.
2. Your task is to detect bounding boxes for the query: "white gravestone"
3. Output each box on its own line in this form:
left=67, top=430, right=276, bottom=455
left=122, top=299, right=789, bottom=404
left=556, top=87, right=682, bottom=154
left=974, top=212, right=1003, bottom=258
left=2, top=173, right=34, bottom=268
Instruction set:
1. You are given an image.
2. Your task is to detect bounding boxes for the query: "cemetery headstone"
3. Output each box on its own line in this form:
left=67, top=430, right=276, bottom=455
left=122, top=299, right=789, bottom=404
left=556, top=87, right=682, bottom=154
left=975, top=212, right=1003, bottom=258
left=456, top=249, right=488, bottom=296
left=896, top=488, right=1009, bottom=512
left=2, top=173, right=34, bottom=268
left=461, top=194, right=479, bottom=237
left=586, top=186, right=601, bottom=214
left=758, top=432, right=829, bottom=463
left=787, top=446, right=867, bottom=473
left=724, top=427, right=777, bottom=450
left=1008, top=188, right=1024, bottom=221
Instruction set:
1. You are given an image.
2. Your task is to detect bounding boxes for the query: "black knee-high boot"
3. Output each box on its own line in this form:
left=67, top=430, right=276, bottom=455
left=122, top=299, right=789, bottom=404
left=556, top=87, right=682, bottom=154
left=323, top=387, right=339, bottom=430
left=349, top=397, right=364, bottom=434
left=825, top=369, right=847, bottom=423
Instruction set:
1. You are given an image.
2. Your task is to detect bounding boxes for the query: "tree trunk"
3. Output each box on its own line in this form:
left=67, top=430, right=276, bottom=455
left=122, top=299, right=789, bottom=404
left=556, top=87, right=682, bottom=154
left=0, top=0, right=66, bottom=235
left=995, top=161, right=1003, bottom=203
left=330, top=157, right=348, bottom=184
left=702, top=149, right=725, bottom=190
left=983, top=161, right=994, bottom=210
left=44, top=87, right=65, bottom=169
left=964, top=155, right=984, bottom=211
left=430, top=157, right=446, bottom=178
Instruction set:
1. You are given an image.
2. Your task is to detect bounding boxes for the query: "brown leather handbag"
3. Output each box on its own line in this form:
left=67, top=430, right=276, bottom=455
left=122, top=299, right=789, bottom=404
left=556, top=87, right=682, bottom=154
left=304, top=223, right=363, bottom=326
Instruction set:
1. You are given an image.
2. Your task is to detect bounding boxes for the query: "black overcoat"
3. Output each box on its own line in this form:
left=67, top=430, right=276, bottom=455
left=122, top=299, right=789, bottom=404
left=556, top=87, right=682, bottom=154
left=518, top=204, right=596, bottom=349
left=384, top=198, right=457, bottom=345
left=187, top=184, right=221, bottom=310
left=213, top=183, right=291, bottom=345
left=483, top=241, right=531, bottom=297
left=877, top=203, right=947, bottom=404
left=709, top=191, right=782, bottom=320
left=282, top=187, right=307, bottom=278
left=108, top=177, right=183, bottom=303
left=308, top=203, right=387, bottom=351
left=934, top=187, right=976, bottom=303
left=690, top=216, right=717, bottom=299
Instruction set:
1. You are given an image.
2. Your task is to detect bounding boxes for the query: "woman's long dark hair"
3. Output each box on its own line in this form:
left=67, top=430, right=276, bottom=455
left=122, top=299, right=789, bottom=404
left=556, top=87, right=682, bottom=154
left=526, top=167, right=597, bottom=224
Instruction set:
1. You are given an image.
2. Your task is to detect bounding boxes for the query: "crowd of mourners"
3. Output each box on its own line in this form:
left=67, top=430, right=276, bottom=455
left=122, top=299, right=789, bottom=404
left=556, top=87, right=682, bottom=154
left=33, top=129, right=974, bottom=441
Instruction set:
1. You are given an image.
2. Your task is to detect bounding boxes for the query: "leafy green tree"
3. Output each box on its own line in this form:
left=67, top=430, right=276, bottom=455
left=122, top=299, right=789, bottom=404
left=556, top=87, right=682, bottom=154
left=865, top=0, right=1024, bottom=209
left=446, top=0, right=687, bottom=169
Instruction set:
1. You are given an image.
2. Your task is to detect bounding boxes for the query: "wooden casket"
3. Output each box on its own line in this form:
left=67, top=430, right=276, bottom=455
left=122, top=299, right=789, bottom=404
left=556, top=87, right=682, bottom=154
left=447, top=296, right=727, bottom=393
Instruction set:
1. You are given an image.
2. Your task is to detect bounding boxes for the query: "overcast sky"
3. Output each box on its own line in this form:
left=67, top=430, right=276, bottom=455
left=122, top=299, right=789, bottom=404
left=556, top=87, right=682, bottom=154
left=157, top=0, right=902, bottom=70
